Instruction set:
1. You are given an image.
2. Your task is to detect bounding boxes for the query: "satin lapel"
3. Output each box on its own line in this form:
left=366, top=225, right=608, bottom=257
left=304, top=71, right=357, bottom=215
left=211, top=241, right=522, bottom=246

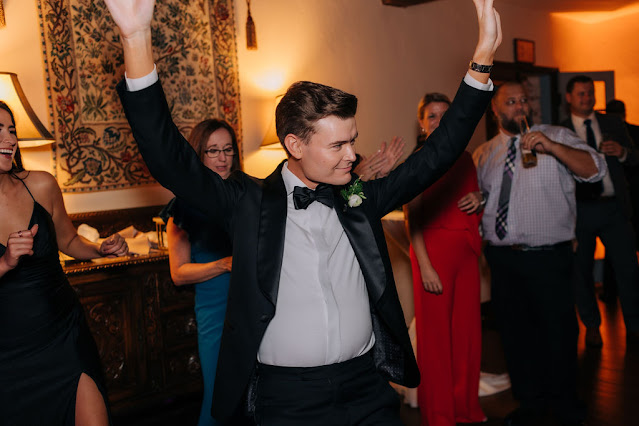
left=256, top=162, right=288, bottom=307
left=333, top=186, right=387, bottom=306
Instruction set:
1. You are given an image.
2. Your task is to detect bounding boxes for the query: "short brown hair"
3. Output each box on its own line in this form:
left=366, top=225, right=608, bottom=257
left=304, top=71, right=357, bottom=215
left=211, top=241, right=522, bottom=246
left=187, top=119, right=241, bottom=172
left=0, top=101, right=25, bottom=174
left=275, top=81, right=358, bottom=152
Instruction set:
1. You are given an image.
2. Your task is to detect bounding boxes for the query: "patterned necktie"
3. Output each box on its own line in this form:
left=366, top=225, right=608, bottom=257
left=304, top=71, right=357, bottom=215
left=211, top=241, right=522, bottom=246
left=293, top=184, right=334, bottom=209
left=495, top=137, right=517, bottom=240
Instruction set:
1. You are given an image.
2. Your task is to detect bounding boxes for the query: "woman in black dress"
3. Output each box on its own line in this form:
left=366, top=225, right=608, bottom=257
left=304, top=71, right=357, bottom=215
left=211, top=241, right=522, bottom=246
left=0, top=101, right=128, bottom=425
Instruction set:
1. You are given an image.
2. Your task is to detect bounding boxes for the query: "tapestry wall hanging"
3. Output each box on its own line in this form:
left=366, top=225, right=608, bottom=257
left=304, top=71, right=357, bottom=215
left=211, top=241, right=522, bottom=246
left=37, top=0, right=242, bottom=192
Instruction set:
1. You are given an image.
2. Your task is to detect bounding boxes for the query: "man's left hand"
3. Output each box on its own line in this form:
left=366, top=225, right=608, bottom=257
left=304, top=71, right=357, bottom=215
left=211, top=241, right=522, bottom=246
left=600, top=140, right=626, bottom=158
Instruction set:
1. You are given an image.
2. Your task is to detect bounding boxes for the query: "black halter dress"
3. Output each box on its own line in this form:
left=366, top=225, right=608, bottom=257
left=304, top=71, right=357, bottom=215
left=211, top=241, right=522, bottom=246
left=0, top=179, right=108, bottom=425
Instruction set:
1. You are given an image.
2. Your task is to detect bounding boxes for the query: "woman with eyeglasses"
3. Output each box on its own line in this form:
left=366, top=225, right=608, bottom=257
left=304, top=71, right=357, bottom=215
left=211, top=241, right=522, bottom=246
left=160, top=119, right=241, bottom=426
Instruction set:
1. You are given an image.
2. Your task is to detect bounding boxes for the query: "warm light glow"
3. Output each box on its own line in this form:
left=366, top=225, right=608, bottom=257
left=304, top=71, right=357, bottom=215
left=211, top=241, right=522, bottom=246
left=254, top=68, right=286, bottom=92
left=594, top=81, right=607, bottom=112
left=243, top=147, right=287, bottom=179
left=594, top=237, right=605, bottom=260
left=552, top=3, right=639, bottom=24
left=0, top=72, right=54, bottom=147
left=261, top=94, right=284, bottom=147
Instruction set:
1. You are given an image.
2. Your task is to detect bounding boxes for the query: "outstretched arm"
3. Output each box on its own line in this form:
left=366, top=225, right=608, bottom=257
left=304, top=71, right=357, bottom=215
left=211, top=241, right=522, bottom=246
left=104, top=0, right=155, bottom=79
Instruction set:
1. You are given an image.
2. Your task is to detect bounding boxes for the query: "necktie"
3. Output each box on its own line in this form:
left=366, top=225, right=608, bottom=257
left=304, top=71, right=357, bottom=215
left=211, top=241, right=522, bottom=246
left=495, top=137, right=516, bottom=240
left=584, top=119, right=597, bottom=150
left=583, top=119, right=603, bottom=196
left=293, top=184, right=334, bottom=209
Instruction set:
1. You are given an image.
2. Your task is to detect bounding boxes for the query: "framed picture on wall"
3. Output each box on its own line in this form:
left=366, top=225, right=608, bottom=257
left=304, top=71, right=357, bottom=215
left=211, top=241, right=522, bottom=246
left=514, top=38, right=535, bottom=64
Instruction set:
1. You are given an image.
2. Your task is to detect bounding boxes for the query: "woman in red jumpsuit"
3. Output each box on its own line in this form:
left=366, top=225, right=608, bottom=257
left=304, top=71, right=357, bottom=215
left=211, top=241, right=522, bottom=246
left=404, top=93, right=485, bottom=426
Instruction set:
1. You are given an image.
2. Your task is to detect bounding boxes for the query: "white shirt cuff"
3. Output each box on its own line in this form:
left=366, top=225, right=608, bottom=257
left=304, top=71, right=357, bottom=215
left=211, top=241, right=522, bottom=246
left=464, top=72, right=494, bottom=91
left=125, top=64, right=159, bottom=91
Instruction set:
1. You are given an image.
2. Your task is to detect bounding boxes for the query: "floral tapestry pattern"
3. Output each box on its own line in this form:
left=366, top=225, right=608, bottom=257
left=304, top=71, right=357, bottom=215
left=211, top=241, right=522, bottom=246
left=37, top=0, right=241, bottom=192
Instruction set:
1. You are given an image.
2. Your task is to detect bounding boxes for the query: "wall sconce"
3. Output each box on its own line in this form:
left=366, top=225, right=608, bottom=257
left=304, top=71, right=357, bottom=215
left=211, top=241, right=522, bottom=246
left=0, top=72, right=55, bottom=148
left=261, top=94, right=284, bottom=149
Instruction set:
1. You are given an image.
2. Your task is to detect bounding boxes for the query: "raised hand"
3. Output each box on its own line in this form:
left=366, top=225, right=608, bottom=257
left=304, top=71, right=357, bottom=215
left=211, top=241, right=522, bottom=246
left=103, top=0, right=155, bottom=39
left=104, top=0, right=156, bottom=78
left=472, top=0, right=502, bottom=61
left=377, top=137, right=406, bottom=178
left=1, top=224, right=39, bottom=271
left=99, top=233, right=129, bottom=258
left=354, top=150, right=386, bottom=181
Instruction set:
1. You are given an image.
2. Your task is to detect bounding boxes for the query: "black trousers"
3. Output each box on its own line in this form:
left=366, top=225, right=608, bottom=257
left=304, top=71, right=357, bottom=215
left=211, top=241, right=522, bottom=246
left=574, top=199, right=639, bottom=331
left=254, top=352, right=401, bottom=426
left=485, top=243, right=584, bottom=423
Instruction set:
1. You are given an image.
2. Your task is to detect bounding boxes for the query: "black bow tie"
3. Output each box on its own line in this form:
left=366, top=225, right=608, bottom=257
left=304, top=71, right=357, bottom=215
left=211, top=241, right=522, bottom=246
left=293, top=184, right=334, bottom=209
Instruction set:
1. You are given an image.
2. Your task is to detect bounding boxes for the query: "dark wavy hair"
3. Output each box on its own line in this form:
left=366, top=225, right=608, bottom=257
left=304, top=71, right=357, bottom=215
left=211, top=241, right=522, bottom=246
left=187, top=119, right=241, bottom=172
left=0, top=101, right=25, bottom=174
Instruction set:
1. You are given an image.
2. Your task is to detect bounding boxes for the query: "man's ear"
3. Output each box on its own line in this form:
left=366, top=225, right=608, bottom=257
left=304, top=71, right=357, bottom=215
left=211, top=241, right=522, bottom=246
left=565, top=92, right=572, bottom=106
left=284, top=134, right=303, bottom=160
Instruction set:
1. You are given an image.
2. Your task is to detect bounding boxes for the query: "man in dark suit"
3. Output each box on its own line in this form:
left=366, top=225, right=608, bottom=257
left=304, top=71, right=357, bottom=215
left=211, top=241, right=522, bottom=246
left=607, top=99, right=639, bottom=250
left=105, top=0, right=501, bottom=424
left=562, top=75, right=639, bottom=348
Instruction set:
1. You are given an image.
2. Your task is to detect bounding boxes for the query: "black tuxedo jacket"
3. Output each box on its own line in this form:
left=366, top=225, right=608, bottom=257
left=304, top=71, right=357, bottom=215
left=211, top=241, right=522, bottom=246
left=117, top=79, right=492, bottom=422
left=561, top=112, right=638, bottom=218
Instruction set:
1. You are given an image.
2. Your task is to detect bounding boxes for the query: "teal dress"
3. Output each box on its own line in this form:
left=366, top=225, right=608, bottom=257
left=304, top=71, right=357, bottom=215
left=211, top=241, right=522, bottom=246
left=161, top=198, right=231, bottom=426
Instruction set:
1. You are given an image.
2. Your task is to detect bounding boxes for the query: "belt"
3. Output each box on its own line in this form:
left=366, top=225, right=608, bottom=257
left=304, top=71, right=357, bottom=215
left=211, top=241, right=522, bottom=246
left=491, top=240, right=572, bottom=252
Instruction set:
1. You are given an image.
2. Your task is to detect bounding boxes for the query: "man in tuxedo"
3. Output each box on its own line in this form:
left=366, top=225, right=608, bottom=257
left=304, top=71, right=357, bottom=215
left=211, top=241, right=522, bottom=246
left=475, top=81, right=605, bottom=426
left=105, top=0, right=501, bottom=424
left=561, top=75, right=639, bottom=348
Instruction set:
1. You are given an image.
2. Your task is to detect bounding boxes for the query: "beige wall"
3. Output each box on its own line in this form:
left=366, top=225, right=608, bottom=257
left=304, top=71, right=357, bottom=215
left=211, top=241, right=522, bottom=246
left=1, top=0, right=556, bottom=212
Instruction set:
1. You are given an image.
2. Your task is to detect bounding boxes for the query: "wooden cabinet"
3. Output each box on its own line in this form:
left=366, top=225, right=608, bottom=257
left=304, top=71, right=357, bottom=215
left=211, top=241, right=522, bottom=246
left=65, top=251, right=202, bottom=414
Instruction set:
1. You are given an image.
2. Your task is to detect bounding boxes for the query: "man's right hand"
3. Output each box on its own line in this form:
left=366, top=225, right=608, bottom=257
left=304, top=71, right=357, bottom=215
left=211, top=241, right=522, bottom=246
left=104, top=0, right=155, bottom=39
left=104, top=0, right=156, bottom=78
left=470, top=0, right=502, bottom=83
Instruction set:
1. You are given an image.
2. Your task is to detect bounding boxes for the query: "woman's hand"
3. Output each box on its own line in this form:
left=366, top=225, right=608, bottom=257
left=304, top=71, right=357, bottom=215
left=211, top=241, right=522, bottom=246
left=99, top=233, right=129, bottom=257
left=0, top=224, right=39, bottom=271
left=354, top=151, right=386, bottom=181
left=458, top=191, right=484, bottom=214
left=216, top=256, right=232, bottom=273
left=421, top=265, right=443, bottom=295
left=377, top=137, right=405, bottom=178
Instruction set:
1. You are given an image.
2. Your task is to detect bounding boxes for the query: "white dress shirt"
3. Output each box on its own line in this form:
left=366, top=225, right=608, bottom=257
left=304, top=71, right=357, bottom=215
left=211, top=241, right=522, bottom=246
left=256, top=163, right=375, bottom=366
left=570, top=113, right=620, bottom=196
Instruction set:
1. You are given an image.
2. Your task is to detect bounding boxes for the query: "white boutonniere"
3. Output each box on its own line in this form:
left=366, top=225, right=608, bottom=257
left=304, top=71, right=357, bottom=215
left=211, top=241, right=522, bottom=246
left=341, top=178, right=366, bottom=208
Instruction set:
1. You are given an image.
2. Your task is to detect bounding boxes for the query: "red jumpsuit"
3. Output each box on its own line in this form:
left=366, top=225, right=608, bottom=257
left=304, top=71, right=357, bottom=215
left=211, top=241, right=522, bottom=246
left=409, top=152, right=485, bottom=425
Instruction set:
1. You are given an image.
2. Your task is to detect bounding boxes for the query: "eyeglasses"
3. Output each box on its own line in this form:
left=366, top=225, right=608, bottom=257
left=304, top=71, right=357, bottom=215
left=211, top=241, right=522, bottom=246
left=204, top=147, right=235, bottom=158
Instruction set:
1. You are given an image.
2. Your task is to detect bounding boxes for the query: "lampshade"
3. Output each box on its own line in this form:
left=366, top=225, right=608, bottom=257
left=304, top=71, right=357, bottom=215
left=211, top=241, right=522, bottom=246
left=0, top=72, right=55, bottom=148
left=261, top=94, right=284, bottom=149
